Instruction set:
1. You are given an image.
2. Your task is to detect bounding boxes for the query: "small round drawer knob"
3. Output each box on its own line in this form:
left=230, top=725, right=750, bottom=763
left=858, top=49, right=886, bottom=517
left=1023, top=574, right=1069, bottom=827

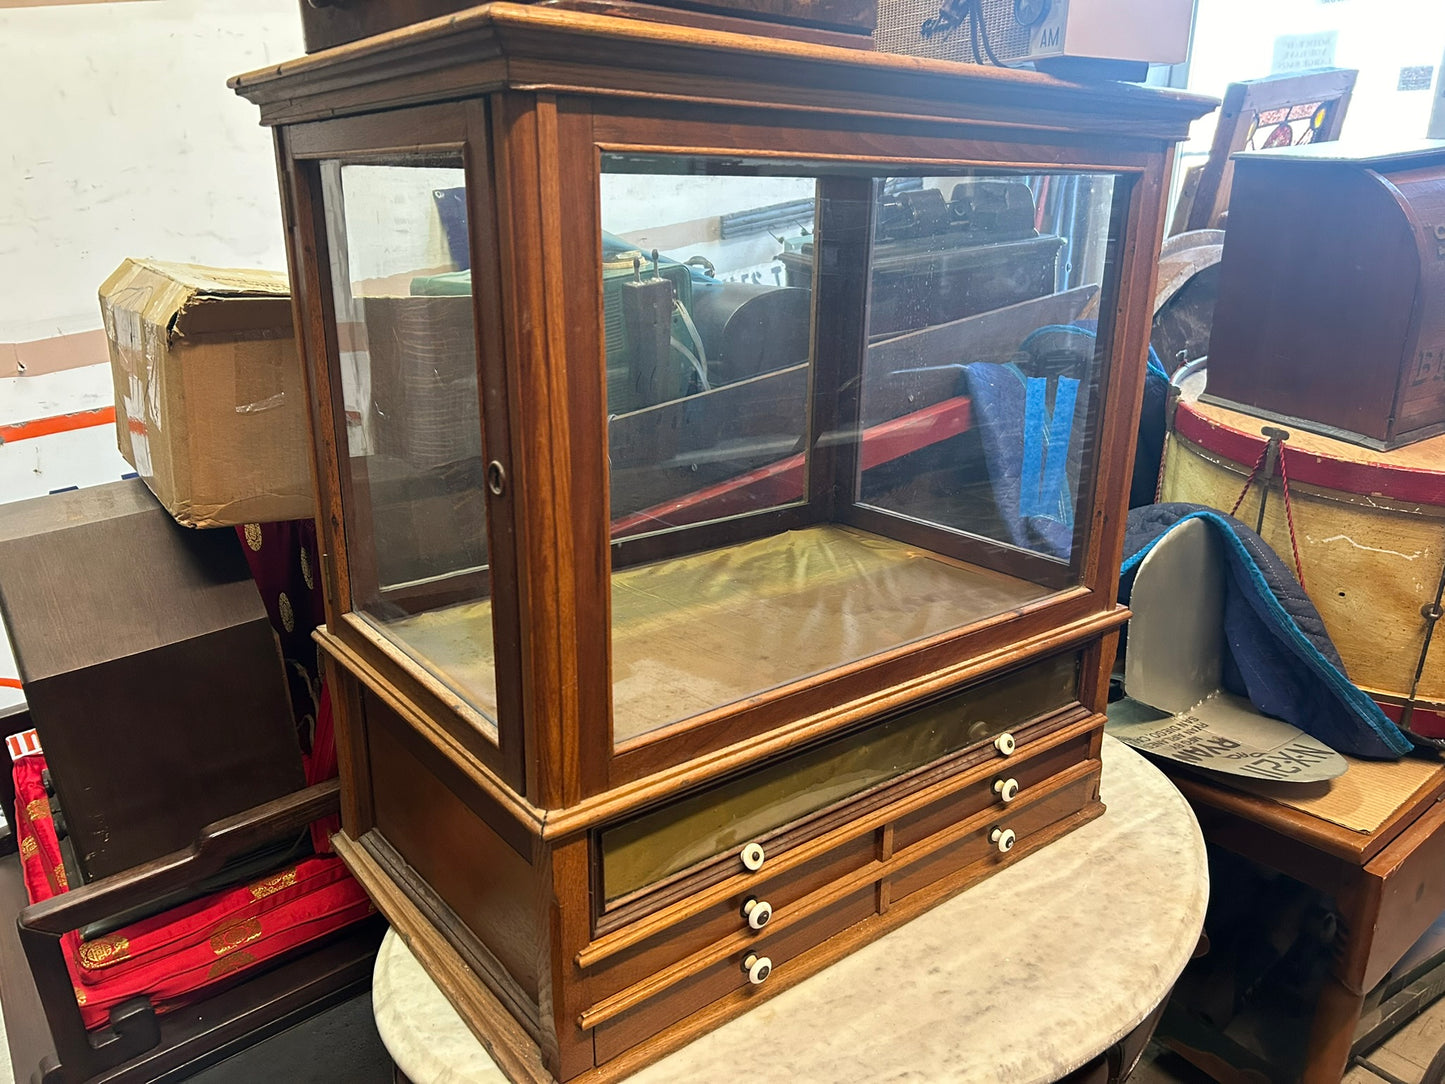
left=742, top=898, right=773, bottom=931
left=994, top=732, right=1016, bottom=756
left=743, top=953, right=773, bottom=985
left=740, top=842, right=766, bottom=872
left=991, top=827, right=1017, bottom=853
left=993, top=777, right=1020, bottom=803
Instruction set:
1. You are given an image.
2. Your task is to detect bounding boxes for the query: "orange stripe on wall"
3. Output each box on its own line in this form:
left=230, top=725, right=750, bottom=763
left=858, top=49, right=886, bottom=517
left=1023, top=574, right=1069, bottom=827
left=0, top=407, right=116, bottom=444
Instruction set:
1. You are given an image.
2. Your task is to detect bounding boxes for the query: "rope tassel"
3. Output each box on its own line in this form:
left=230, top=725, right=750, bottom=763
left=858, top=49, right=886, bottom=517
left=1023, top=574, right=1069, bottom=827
left=1229, top=427, right=1307, bottom=590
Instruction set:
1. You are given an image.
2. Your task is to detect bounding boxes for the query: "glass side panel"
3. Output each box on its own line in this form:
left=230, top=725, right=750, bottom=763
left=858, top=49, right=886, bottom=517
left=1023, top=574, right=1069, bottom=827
left=320, top=157, right=498, bottom=733
left=856, top=174, right=1119, bottom=566
left=599, top=652, right=1078, bottom=902
left=600, top=155, right=1124, bottom=746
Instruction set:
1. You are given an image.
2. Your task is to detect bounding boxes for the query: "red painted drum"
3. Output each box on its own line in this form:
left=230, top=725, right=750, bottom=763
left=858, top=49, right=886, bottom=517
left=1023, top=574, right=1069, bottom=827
left=1161, top=394, right=1445, bottom=739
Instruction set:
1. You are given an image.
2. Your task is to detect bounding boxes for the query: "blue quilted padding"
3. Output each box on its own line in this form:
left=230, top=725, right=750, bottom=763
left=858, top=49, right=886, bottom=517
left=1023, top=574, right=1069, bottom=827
left=1122, top=503, right=1411, bottom=759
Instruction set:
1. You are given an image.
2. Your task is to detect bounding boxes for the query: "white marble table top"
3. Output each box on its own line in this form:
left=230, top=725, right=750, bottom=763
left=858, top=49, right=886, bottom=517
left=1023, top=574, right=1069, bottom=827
left=372, top=736, right=1207, bottom=1084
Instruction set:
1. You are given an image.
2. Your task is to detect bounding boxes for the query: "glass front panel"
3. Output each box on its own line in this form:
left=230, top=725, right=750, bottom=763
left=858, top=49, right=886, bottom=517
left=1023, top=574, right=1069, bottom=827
left=601, top=155, right=1124, bottom=745
left=599, top=652, right=1079, bottom=902
left=321, top=156, right=498, bottom=733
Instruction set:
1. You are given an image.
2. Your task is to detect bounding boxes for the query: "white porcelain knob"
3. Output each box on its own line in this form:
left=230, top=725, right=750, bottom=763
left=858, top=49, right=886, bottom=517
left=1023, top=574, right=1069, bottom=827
left=991, top=827, right=1017, bottom=853
left=994, top=732, right=1016, bottom=756
left=743, top=898, right=773, bottom=930
left=743, top=953, right=773, bottom=985
left=740, top=842, right=766, bottom=872
left=993, top=777, right=1020, bottom=803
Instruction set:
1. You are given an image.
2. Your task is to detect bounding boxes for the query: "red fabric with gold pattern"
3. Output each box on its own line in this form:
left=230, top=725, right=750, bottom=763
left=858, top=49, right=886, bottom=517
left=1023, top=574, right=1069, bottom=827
left=235, top=519, right=339, bottom=852
left=13, top=749, right=372, bottom=1031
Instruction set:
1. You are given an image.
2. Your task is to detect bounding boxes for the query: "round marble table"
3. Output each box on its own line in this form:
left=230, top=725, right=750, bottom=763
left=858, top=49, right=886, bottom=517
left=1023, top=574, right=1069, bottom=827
left=372, top=737, right=1207, bottom=1083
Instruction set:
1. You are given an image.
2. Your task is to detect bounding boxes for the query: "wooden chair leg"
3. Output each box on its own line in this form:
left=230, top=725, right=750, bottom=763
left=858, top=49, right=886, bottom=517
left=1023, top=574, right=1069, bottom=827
left=1304, top=977, right=1366, bottom=1084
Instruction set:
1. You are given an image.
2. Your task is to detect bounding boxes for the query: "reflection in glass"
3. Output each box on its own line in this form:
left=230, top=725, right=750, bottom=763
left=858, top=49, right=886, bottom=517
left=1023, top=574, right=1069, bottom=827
left=321, top=158, right=498, bottom=732
left=856, top=174, right=1117, bottom=564
left=601, top=157, right=1122, bottom=745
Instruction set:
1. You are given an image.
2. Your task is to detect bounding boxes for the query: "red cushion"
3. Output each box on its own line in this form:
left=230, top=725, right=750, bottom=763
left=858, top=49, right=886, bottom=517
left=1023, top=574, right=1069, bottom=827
left=14, top=749, right=372, bottom=1030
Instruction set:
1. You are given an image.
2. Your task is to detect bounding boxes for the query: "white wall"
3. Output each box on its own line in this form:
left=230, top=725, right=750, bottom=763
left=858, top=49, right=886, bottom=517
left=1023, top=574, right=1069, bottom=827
left=1184, top=0, right=1445, bottom=152
left=0, top=0, right=304, bottom=344
left=0, top=1, right=306, bottom=711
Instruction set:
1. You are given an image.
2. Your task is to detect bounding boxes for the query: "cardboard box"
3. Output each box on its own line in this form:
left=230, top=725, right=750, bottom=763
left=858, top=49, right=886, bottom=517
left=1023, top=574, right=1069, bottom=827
left=100, top=259, right=315, bottom=528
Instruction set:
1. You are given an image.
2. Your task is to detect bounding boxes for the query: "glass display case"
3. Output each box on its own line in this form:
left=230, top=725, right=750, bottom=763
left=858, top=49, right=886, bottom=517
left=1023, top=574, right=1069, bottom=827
left=234, top=11, right=1213, bottom=1080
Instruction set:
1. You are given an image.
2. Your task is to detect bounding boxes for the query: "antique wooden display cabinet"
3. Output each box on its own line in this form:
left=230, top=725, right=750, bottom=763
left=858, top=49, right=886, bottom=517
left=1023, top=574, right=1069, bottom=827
left=233, top=10, right=1211, bottom=1080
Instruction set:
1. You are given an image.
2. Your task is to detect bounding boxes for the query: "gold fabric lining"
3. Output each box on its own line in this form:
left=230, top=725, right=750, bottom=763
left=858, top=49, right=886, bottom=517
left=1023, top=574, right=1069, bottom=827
left=600, top=652, right=1077, bottom=900
left=387, top=525, right=1052, bottom=743
left=1220, top=754, right=1445, bottom=834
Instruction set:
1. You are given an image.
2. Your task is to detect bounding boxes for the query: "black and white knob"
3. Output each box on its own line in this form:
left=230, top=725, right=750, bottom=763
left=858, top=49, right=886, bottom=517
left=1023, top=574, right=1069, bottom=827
left=991, top=826, right=1017, bottom=853
left=740, top=842, right=766, bottom=872
left=743, top=953, right=773, bottom=985
left=994, top=732, right=1016, bottom=756
left=743, top=897, right=773, bottom=931
left=993, top=777, right=1020, bottom=803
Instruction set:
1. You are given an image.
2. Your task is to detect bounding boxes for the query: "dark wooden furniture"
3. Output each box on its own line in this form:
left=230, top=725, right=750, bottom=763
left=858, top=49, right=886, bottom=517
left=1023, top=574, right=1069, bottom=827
left=0, top=482, right=305, bottom=881
left=1175, top=67, right=1356, bottom=236
left=1203, top=142, right=1445, bottom=450
left=0, top=771, right=384, bottom=1084
left=1157, top=758, right=1445, bottom=1083
left=232, top=9, right=1213, bottom=1081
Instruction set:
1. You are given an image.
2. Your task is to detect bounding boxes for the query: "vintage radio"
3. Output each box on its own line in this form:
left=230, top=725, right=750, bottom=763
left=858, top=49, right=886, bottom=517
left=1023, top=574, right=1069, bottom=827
left=875, top=0, right=1195, bottom=80
left=232, top=9, right=1210, bottom=1080
left=1204, top=142, right=1445, bottom=450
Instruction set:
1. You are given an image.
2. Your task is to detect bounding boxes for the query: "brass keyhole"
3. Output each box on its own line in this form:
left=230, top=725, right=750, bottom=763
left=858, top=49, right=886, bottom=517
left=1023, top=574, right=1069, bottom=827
left=487, top=461, right=507, bottom=496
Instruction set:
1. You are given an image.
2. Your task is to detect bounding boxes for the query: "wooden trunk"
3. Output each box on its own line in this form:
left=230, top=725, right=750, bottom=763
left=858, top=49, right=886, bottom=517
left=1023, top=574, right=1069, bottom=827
left=231, top=8, right=1213, bottom=1079
left=1204, top=144, right=1445, bottom=450
left=1162, top=395, right=1445, bottom=739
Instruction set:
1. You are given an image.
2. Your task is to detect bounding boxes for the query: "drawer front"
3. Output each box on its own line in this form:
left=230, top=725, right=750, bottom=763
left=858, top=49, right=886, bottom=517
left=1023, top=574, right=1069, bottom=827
left=586, top=830, right=875, bottom=998
left=599, top=650, right=1082, bottom=905
left=891, top=763, right=1100, bottom=902
left=583, top=717, right=1099, bottom=1001
left=893, top=727, right=1094, bottom=851
left=592, top=885, right=877, bottom=1064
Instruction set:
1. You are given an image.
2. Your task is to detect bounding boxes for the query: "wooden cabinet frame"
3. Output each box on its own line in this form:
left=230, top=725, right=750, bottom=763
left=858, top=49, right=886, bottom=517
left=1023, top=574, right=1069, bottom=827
left=234, top=10, right=1214, bottom=1078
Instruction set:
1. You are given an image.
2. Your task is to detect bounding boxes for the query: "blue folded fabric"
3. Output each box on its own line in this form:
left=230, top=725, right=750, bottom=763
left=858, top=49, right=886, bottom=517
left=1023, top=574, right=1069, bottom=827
left=963, top=359, right=1080, bottom=560
left=963, top=322, right=1168, bottom=560
left=1122, top=503, right=1411, bottom=759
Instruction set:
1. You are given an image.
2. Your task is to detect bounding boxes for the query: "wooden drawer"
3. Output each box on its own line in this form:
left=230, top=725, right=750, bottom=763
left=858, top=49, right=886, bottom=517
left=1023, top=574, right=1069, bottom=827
left=585, top=830, right=875, bottom=998
left=591, top=885, right=877, bottom=1064
left=598, top=651, right=1082, bottom=905
left=580, top=718, right=1098, bottom=1004
left=891, top=762, right=1101, bottom=901
left=893, top=727, right=1095, bottom=851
